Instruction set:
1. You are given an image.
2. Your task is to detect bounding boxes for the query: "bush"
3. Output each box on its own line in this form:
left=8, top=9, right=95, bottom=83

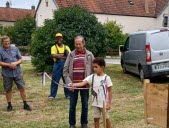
left=30, top=6, right=108, bottom=72
left=14, top=15, right=36, bottom=46
left=0, top=74, right=3, bottom=94
left=18, top=46, right=30, bottom=56
left=103, top=21, right=128, bottom=50
left=0, top=15, right=35, bottom=46
left=0, top=25, right=17, bottom=44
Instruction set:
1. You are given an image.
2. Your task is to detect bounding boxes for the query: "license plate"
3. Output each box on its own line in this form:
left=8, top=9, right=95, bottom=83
left=152, top=63, right=169, bottom=71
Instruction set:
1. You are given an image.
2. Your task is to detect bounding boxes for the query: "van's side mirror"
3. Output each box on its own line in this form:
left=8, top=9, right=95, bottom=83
left=120, top=46, right=124, bottom=52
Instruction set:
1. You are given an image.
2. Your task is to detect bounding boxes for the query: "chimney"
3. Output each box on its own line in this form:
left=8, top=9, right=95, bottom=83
left=6, top=1, right=10, bottom=8
left=31, top=5, right=35, bottom=10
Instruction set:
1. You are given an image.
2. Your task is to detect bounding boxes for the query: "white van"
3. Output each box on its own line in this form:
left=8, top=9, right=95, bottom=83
left=120, top=28, right=169, bottom=81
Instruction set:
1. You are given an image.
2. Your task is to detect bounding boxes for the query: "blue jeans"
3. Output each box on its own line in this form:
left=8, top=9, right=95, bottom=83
left=69, top=89, right=89, bottom=125
left=49, top=60, right=69, bottom=98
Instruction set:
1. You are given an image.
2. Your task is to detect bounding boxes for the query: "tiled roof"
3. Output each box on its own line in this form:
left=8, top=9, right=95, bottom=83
left=0, top=7, right=35, bottom=22
left=54, top=0, right=169, bottom=17
left=155, top=0, right=169, bottom=16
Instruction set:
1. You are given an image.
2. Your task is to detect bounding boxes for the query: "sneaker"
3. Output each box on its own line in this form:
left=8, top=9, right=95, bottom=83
left=23, top=104, right=32, bottom=111
left=66, top=96, right=70, bottom=99
left=48, top=96, right=55, bottom=101
left=70, top=125, right=76, bottom=128
left=82, top=124, right=88, bottom=128
left=7, top=105, right=13, bottom=112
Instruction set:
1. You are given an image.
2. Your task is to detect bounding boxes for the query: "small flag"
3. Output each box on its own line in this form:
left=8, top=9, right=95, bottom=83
left=101, top=80, right=108, bottom=102
left=42, top=72, right=46, bottom=86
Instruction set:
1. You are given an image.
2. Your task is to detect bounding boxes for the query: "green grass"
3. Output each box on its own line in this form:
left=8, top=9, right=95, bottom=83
left=0, top=62, right=165, bottom=128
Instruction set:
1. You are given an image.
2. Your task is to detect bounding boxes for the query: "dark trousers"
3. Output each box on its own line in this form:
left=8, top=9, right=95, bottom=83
left=49, top=60, right=69, bottom=98
left=69, top=89, right=89, bottom=125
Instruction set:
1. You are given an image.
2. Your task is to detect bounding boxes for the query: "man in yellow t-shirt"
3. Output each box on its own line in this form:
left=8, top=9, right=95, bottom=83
left=48, top=33, right=71, bottom=100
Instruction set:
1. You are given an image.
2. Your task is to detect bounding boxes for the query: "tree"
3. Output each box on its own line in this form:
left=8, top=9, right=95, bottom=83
left=1, top=26, right=17, bottom=44
left=0, top=25, right=3, bottom=35
left=0, top=15, right=35, bottom=46
left=14, top=15, right=36, bottom=46
left=30, top=6, right=108, bottom=72
left=103, top=21, right=127, bottom=50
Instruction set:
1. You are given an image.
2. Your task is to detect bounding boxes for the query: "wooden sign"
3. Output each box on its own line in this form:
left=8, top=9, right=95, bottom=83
left=144, top=79, right=169, bottom=128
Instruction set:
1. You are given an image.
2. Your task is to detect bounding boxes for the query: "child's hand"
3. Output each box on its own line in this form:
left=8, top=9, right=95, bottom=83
left=106, top=103, right=111, bottom=110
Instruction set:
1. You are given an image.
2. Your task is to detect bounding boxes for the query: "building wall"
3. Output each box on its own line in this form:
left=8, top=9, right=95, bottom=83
left=36, top=1, right=168, bottom=33
left=0, top=21, right=14, bottom=27
left=156, top=5, right=169, bottom=27
left=36, top=0, right=57, bottom=27
left=95, top=5, right=169, bottom=34
left=95, top=14, right=158, bottom=34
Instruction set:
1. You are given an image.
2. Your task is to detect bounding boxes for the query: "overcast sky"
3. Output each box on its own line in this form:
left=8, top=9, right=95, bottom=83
left=0, top=0, right=39, bottom=9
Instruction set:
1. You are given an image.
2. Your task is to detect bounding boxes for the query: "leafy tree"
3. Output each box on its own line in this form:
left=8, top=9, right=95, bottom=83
left=0, top=25, right=3, bottom=34
left=14, top=15, right=36, bottom=46
left=0, top=15, right=35, bottom=46
left=103, top=21, right=127, bottom=50
left=31, top=6, right=108, bottom=72
left=1, top=26, right=17, bottom=44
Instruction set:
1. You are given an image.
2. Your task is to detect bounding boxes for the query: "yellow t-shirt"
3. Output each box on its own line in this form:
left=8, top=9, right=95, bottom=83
left=51, top=44, right=71, bottom=61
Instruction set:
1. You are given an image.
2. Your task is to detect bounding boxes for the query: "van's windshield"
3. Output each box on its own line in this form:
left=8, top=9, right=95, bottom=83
left=150, top=31, right=169, bottom=51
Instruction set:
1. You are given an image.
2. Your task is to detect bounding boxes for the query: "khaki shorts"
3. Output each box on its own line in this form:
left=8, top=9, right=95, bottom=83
left=93, top=106, right=109, bottom=119
left=3, top=74, right=25, bottom=91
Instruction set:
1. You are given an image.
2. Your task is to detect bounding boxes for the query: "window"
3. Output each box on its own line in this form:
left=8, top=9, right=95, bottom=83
left=130, top=34, right=146, bottom=50
left=45, top=0, right=48, bottom=7
left=150, top=32, right=169, bottom=51
left=124, top=37, right=129, bottom=51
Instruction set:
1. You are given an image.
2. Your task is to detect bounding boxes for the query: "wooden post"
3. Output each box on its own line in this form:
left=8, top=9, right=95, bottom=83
left=144, top=79, right=150, bottom=124
left=42, top=86, right=46, bottom=128
left=167, top=83, right=169, bottom=128
left=102, top=101, right=106, bottom=128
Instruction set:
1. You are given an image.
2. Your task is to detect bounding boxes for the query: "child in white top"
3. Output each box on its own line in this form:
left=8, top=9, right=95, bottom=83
left=71, top=57, right=113, bottom=128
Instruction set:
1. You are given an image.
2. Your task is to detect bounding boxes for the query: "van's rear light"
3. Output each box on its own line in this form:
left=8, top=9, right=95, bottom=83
left=146, top=45, right=151, bottom=62
left=160, top=28, right=168, bottom=32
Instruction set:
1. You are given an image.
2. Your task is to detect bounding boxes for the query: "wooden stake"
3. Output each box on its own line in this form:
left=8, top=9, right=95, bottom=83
left=144, top=79, right=150, bottom=124
left=42, top=85, right=46, bottom=128
left=102, top=100, right=106, bottom=128
left=167, top=83, right=169, bottom=128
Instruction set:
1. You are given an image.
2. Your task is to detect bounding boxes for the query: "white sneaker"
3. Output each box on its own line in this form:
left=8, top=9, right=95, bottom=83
left=48, top=96, right=55, bottom=101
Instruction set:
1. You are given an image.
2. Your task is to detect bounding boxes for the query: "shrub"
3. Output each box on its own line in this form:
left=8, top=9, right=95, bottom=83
left=18, top=46, right=30, bottom=56
left=0, top=15, right=35, bottom=46
left=30, top=6, right=108, bottom=72
left=14, top=15, right=36, bottom=46
left=0, top=74, right=3, bottom=94
left=0, top=25, right=17, bottom=44
left=103, top=21, right=128, bottom=50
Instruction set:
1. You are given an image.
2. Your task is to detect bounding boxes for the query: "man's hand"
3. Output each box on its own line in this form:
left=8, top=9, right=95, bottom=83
left=68, top=83, right=74, bottom=92
left=52, top=54, right=67, bottom=60
left=8, top=62, right=17, bottom=69
left=69, top=88, right=74, bottom=92
left=56, top=54, right=64, bottom=59
left=60, top=55, right=67, bottom=60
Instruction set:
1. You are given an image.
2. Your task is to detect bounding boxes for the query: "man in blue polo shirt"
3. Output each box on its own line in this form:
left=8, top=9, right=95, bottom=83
left=0, top=35, right=31, bottom=112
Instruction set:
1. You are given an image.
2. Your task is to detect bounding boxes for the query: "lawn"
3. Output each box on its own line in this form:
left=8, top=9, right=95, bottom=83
left=0, top=61, right=163, bottom=128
